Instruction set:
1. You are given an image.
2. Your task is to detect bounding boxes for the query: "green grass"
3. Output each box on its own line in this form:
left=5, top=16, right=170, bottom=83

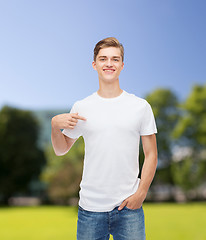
left=0, top=203, right=205, bottom=240
left=144, top=202, right=206, bottom=240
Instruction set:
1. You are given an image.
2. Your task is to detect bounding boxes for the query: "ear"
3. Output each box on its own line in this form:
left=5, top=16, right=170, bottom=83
left=121, top=62, right=124, bottom=70
left=92, top=61, right=97, bottom=70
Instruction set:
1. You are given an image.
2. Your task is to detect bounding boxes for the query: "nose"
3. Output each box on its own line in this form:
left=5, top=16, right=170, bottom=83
left=106, top=58, right=113, bottom=67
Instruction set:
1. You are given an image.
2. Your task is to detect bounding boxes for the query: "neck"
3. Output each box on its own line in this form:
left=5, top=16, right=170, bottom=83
left=97, top=81, right=123, bottom=98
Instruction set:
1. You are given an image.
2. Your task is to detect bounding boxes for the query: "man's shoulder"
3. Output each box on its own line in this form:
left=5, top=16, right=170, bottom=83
left=125, top=91, right=148, bottom=106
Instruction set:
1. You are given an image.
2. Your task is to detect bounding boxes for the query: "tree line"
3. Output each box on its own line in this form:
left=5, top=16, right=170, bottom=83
left=0, top=84, right=205, bottom=205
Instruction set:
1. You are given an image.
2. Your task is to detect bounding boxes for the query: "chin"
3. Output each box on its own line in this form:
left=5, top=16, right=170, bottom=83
left=101, top=75, right=118, bottom=81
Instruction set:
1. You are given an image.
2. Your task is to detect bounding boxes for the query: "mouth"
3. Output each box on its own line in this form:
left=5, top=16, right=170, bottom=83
left=103, top=69, right=115, bottom=73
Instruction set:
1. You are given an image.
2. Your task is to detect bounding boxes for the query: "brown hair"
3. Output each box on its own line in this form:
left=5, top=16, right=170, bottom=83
left=93, top=37, right=124, bottom=62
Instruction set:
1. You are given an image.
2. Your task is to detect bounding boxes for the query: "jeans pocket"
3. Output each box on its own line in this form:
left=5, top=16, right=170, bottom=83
left=124, top=206, right=142, bottom=211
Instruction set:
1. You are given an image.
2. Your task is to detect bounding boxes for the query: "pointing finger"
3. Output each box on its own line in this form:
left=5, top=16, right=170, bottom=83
left=73, top=113, right=87, bottom=121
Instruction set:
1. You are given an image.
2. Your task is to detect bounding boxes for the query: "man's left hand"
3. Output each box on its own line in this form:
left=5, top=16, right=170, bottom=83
left=118, top=191, right=146, bottom=211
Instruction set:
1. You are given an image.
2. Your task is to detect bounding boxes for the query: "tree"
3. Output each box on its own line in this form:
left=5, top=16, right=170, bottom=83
left=41, top=136, right=84, bottom=204
left=171, top=157, right=205, bottom=192
left=172, top=85, right=206, bottom=193
left=145, top=88, right=179, bottom=184
left=173, top=85, right=206, bottom=148
left=0, top=106, right=46, bottom=204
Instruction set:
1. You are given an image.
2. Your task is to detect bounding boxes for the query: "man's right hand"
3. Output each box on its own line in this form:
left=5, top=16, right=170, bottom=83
left=51, top=112, right=87, bottom=130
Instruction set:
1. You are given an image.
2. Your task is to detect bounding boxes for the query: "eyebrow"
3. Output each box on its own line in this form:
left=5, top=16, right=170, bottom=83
left=98, top=56, right=121, bottom=59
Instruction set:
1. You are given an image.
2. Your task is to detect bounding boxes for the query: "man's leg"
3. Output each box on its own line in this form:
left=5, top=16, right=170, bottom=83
left=77, top=206, right=110, bottom=240
left=111, top=206, right=146, bottom=240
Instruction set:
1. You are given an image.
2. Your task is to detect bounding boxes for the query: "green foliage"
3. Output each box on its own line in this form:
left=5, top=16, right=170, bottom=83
left=0, top=106, right=46, bottom=203
left=146, top=88, right=179, bottom=164
left=173, top=84, right=206, bottom=148
left=171, top=85, right=206, bottom=193
left=41, top=137, right=84, bottom=204
left=171, top=157, right=206, bottom=191
left=145, top=89, right=179, bottom=185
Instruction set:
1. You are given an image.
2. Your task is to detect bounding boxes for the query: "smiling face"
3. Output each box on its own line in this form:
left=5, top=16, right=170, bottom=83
left=92, top=47, right=124, bottom=83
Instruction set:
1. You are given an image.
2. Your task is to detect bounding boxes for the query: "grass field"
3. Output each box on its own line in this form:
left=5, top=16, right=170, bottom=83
left=0, top=203, right=205, bottom=240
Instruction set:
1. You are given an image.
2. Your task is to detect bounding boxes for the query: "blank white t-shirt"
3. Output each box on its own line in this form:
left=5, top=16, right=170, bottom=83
left=62, top=90, right=157, bottom=212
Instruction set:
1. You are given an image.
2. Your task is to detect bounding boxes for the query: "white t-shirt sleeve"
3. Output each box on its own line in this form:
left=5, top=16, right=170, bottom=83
left=139, top=101, right=157, bottom=136
left=61, top=102, right=82, bottom=139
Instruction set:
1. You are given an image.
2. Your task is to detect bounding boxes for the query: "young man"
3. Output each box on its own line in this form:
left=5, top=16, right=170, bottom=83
left=51, top=37, right=158, bottom=240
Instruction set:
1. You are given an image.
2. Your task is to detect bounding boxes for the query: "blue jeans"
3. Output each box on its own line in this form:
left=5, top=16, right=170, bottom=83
left=77, top=205, right=146, bottom=240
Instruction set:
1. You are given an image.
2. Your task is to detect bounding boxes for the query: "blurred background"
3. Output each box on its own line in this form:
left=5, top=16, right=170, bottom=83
left=0, top=0, right=206, bottom=239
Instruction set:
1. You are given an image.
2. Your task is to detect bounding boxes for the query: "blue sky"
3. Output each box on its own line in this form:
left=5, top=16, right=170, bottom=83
left=0, top=0, right=205, bottom=110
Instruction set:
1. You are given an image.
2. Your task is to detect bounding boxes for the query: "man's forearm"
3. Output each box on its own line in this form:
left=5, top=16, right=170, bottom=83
left=51, top=127, right=68, bottom=156
left=136, top=154, right=158, bottom=198
left=136, top=134, right=158, bottom=199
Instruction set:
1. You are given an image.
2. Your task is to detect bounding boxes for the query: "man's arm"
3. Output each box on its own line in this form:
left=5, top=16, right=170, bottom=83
left=51, top=112, right=87, bottom=156
left=51, top=127, right=77, bottom=156
left=118, top=134, right=158, bottom=210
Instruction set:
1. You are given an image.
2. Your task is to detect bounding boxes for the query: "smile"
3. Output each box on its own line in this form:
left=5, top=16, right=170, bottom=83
left=103, top=69, right=115, bottom=72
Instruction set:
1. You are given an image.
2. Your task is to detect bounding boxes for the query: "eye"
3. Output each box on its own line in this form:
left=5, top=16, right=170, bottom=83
left=100, top=58, right=105, bottom=61
left=113, top=59, right=119, bottom=62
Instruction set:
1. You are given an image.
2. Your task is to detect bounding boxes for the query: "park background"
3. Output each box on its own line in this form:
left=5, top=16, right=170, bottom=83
left=0, top=0, right=206, bottom=239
